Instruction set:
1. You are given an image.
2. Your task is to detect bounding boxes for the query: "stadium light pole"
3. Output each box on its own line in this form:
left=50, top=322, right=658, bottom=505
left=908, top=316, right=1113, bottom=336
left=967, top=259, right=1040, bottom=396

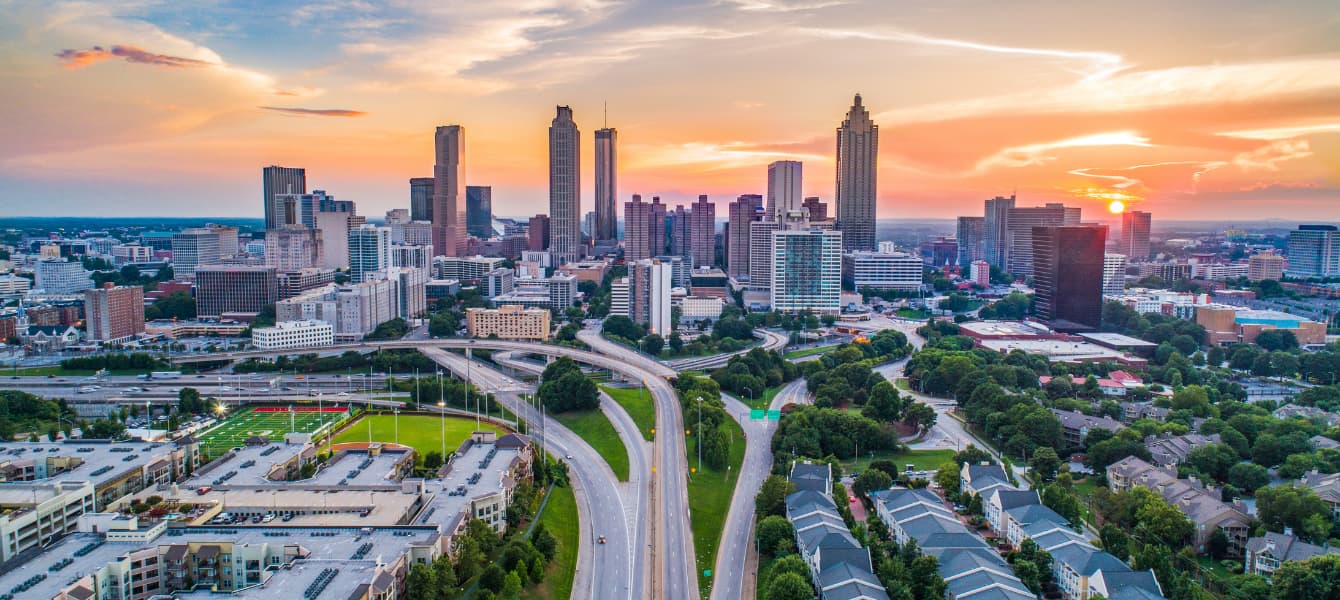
left=438, top=400, right=446, bottom=469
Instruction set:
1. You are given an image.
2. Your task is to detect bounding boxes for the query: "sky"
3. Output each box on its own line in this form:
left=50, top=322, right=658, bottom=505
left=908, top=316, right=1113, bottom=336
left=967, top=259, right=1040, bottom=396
left=1, top=0, right=1338, bottom=223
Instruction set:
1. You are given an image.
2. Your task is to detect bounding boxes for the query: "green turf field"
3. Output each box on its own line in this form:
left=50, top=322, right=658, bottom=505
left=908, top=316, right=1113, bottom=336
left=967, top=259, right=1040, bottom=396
left=198, top=406, right=346, bottom=458
left=331, top=414, right=499, bottom=458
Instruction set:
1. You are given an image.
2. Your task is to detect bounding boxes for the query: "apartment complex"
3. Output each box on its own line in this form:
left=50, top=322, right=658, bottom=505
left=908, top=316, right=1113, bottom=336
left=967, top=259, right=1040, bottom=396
left=772, top=228, right=842, bottom=314
left=84, top=284, right=145, bottom=343
left=841, top=251, right=923, bottom=291
left=1107, top=456, right=1250, bottom=556
left=466, top=305, right=551, bottom=340
left=251, top=319, right=335, bottom=350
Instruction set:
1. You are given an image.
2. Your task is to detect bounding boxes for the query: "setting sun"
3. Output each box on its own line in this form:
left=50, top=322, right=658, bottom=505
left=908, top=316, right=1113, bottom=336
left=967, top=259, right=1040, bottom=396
left=1108, top=199, right=1126, bottom=214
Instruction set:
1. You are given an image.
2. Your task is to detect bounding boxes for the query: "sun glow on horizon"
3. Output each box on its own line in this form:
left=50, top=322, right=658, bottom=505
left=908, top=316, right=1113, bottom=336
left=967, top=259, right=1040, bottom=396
left=1108, top=199, right=1126, bottom=214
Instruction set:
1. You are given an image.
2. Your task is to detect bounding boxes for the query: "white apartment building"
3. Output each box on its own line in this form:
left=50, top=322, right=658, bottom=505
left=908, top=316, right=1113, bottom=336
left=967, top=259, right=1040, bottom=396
left=680, top=296, right=725, bottom=322
left=390, top=244, right=433, bottom=272
left=433, top=255, right=505, bottom=282
left=1103, top=253, right=1128, bottom=295
left=841, top=251, right=922, bottom=291
left=773, top=228, right=842, bottom=314
left=33, top=258, right=93, bottom=294
left=111, top=244, right=154, bottom=265
left=610, top=277, right=629, bottom=317
left=252, top=320, right=335, bottom=350
left=276, top=278, right=399, bottom=341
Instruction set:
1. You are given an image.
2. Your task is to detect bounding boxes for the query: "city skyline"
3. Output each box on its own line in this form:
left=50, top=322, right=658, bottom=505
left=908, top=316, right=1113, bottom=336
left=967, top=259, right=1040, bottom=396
left=2, top=1, right=1337, bottom=220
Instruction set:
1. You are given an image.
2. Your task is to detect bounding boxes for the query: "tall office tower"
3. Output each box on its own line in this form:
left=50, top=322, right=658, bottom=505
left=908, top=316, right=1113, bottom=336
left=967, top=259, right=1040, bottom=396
left=1120, top=210, right=1152, bottom=262
left=348, top=224, right=391, bottom=283
left=727, top=194, right=764, bottom=278
left=957, top=216, right=985, bottom=266
left=1287, top=224, right=1340, bottom=278
left=466, top=186, right=493, bottom=238
left=548, top=106, right=581, bottom=264
left=650, top=196, right=667, bottom=257
left=171, top=228, right=221, bottom=278
left=767, top=161, right=803, bottom=219
left=690, top=195, right=716, bottom=268
left=594, top=127, right=618, bottom=241
left=315, top=211, right=350, bottom=270
left=983, top=195, right=1016, bottom=269
left=528, top=214, right=550, bottom=252
left=409, top=177, right=435, bottom=222
left=206, top=224, right=240, bottom=256
left=84, top=284, right=145, bottom=343
left=263, top=165, right=306, bottom=230
left=1033, top=225, right=1105, bottom=331
left=749, top=220, right=781, bottom=289
left=1248, top=252, right=1285, bottom=281
left=195, top=266, right=278, bottom=318
left=772, top=228, right=842, bottom=314
left=670, top=205, right=691, bottom=260
left=1103, top=253, right=1128, bottom=295
left=835, top=94, right=878, bottom=252
left=433, top=125, right=466, bottom=257
left=265, top=226, right=324, bottom=272
left=624, top=194, right=654, bottom=262
left=583, top=211, right=597, bottom=237
left=630, top=259, right=673, bottom=336
left=802, top=197, right=828, bottom=222
left=1006, top=203, right=1073, bottom=277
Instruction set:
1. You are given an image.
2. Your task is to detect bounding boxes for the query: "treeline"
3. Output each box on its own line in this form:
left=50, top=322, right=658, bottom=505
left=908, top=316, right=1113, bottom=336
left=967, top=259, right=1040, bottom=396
left=0, top=391, right=72, bottom=441
left=711, top=348, right=799, bottom=401
left=674, top=375, right=735, bottom=469
left=62, top=352, right=167, bottom=372
left=770, top=405, right=900, bottom=469
left=537, top=358, right=598, bottom=413
left=233, top=349, right=438, bottom=374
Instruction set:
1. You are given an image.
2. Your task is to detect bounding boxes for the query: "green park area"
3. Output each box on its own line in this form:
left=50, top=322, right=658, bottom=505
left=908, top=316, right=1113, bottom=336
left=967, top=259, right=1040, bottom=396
left=198, top=406, right=347, bottom=459
left=782, top=346, right=837, bottom=360
left=601, top=385, right=655, bottom=441
left=844, top=448, right=956, bottom=475
left=331, top=413, right=498, bottom=459
left=552, top=409, right=630, bottom=481
left=529, top=484, right=578, bottom=599
left=689, top=415, right=747, bottom=597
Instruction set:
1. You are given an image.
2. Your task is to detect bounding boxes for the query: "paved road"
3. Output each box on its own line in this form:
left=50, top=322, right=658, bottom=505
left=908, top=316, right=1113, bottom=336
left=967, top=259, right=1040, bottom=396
left=577, top=328, right=698, bottom=600
left=665, top=329, right=789, bottom=371
left=710, top=377, right=809, bottom=600
left=421, top=347, right=644, bottom=600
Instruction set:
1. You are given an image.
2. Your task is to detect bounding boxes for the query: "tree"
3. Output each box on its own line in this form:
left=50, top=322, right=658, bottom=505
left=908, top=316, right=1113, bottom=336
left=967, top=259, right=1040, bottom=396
left=862, top=381, right=902, bottom=423
left=1256, top=329, right=1299, bottom=352
left=500, top=571, right=522, bottom=599
left=1099, top=524, right=1131, bottom=560
left=1271, top=554, right=1340, bottom=599
left=405, top=564, right=437, bottom=600
left=641, top=334, right=664, bottom=356
left=1029, top=447, right=1061, bottom=481
left=1256, top=485, right=1333, bottom=543
left=1183, top=443, right=1238, bottom=482
left=178, top=387, right=207, bottom=414
left=423, top=451, right=444, bottom=472
left=903, top=402, right=936, bottom=434
left=756, top=475, right=796, bottom=518
left=756, top=515, right=796, bottom=555
left=765, top=572, right=814, bottom=600
left=852, top=470, right=894, bottom=498
left=668, top=332, right=684, bottom=354
left=601, top=315, right=645, bottom=342
left=538, top=362, right=599, bottom=413
left=934, top=462, right=961, bottom=497
left=1133, top=490, right=1193, bottom=547
left=1227, top=462, right=1270, bottom=494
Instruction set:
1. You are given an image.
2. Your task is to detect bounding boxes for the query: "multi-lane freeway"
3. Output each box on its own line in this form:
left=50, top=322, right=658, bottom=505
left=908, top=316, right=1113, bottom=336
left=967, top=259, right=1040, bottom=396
left=665, top=328, right=789, bottom=372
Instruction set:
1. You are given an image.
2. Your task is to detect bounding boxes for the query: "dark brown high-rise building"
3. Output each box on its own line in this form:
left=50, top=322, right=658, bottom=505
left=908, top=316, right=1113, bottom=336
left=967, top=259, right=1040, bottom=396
left=727, top=194, right=763, bottom=278
left=195, top=266, right=278, bottom=319
left=802, top=196, right=827, bottom=222
left=528, top=214, right=550, bottom=252
left=410, top=177, right=434, bottom=222
left=1033, top=225, right=1105, bottom=331
left=263, top=166, right=306, bottom=230
left=85, top=284, right=144, bottom=343
left=690, top=195, right=716, bottom=268
left=433, top=125, right=466, bottom=257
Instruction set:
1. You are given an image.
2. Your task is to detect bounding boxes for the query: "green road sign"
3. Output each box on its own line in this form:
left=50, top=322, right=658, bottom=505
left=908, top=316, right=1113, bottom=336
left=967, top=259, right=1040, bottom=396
left=750, top=409, right=765, bottom=420
left=703, top=569, right=712, bottom=577
left=766, top=410, right=781, bottom=420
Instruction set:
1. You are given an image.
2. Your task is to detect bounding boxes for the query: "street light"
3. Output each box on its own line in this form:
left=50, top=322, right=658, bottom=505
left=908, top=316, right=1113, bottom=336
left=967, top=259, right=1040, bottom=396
left=437, top=400, right=446, bottom=469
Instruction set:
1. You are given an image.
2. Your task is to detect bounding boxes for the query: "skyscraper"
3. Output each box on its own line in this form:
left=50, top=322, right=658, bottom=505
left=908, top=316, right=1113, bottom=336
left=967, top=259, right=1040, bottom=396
left=670, top=205, right=690, bottom=260
left=528, top=215, right=550, bottom=253
left=85, top=284, right=145, bottom=343
left=594, top=127, right=618, bottom=241
left=548, top=106, right=581, bottom=264
left=1006, top=203, right=1074, bottom=277
left=1033, top=225, right=1105, bottom=331
left=727, top=194, right=764, bottom=278
left=1287, top=225, right=1340, bottom=278
left=1103, top=253, right=1128, bottom=295
left=348, top=224, right=391, bottom=283
left=433, top=125, right=466, bottom=258
left=802, top=197, right=828, bottom=222
left=171, top=228, right=221, bottom=278
left=263, top=165, right=306, bottom=230
left=630, top=259, right=673, bottom=336
left=835, top=94, right=878, bottom=252
left=466, top=186, right=492, bottom=239
left=690, top=195, right=716, bottom=269
left=650, top=196, right=667, bottom=257
left=956, top=216, right=985, bottom=266
left=1120, top=211, right=1152, bottom=262
left=410, top=177, right=435, bottom=222
left=767, top=161, right=802, bottom=219
left=772, top=228, right=842, bottom=314
left=624, top=195, right=653, bottom=262
left=983, top=195, right=1016, bottom=269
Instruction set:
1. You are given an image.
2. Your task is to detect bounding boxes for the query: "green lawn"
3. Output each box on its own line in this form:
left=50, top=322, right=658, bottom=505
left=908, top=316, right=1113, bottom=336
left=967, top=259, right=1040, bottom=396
left=199, top=406, right=347, bottom=459
left=1071, top=476, right=1102, bottom=525
left=331, top=414, right=497, bottom=458
left=552, top=409, right=630, bottom=481
left=783, top=346, right=836, bottom=360
left=688, top=416, right=747, bottom=597
left=895, top=308, right=931, bottom=320
left=843, top=448, right=956, bottom=475
left=601, top=385, right=655, bottom=441
left=737, top=383, right=786, bottom=410
left=895, top=378, right=911, bottom=391
left=530, top=483, right=578, bottom=600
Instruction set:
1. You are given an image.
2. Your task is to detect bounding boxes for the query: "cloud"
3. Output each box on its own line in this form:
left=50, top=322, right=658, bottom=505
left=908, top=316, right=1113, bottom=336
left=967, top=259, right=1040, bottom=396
left=725, top=0, right=849, bottom=12
left=260, top=106, right=368, bottom=117
left=972, top=131, right=1151, bottom=174
left=56, top=45, right=218, bottom=69
left=274, top=86, right=326, bottom=99
left=1231, top=139, right=1312, bottom=171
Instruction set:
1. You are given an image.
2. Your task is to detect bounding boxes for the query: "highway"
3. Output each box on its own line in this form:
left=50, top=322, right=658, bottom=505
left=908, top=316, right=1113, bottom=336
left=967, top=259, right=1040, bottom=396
left=576, top=327, right=698, bottom=600
left=665, top=329, right=789, bottom=372
left=420, top=347, right=644, bottom=600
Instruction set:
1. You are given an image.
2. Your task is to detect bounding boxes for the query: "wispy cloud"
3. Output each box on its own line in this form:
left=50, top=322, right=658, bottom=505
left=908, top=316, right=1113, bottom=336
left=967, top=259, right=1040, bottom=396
left=56, top=45, right=218, bottom=69
left=1232, top=139, right=1312, bottom=171
left=260, top=106, right=367, bottom=117
left=972, top=131, right=1151, bottom=174
left=725, top=0, right=849, bottom=12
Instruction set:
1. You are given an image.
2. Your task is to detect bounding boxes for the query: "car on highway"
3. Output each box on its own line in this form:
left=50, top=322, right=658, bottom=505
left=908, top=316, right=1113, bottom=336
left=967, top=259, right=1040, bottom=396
left=565, top=454, right=573, bottom=460
left=597, top=536, right=606, bottom=544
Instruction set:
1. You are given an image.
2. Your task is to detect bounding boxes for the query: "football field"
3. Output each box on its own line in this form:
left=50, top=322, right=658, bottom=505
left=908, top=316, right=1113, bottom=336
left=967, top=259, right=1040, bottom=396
left=198, top=406, right=349, bottom=458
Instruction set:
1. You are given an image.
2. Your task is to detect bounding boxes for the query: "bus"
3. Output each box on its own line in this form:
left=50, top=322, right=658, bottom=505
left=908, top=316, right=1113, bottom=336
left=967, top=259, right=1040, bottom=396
left=150, top=371, right=182, bottom=380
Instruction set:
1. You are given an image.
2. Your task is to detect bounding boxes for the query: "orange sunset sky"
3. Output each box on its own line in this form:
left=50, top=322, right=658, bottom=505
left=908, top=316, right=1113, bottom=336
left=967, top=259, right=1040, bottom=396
left=1, top=0, right=1338, bottom=222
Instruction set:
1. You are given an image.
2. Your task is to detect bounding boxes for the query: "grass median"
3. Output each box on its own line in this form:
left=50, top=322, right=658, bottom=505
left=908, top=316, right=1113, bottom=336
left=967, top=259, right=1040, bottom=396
left=688, top=416, right=747, bottom=597
left=530, top=483, right=578, bottom=600
left=600, top=385, right=655, bottom=441
left=552, top=408, right=630, bottom=481
left=841, top=448, right=955, bottom=475
left=782, top=346, right=836, bottom=360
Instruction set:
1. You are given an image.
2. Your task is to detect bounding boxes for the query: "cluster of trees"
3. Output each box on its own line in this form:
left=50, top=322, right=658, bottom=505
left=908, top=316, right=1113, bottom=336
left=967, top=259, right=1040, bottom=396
left=234, top=349, right=438, bottom=374
left=771, top=406, right=900, bottom=469
left=428, top=289, right=489, bottom=338
left=62, top=352, right=167, bottom=372
left=711, top=348, right=799, bottom=402
left=978, top=293, right=1031, bottom=320
left=1255, top=484, right=1337, bottom=544
left=1006, top=539, right=1056, bottom=596
left=537, top=357, right=598, bottom=413
left=144, top=292, right=196, bottom=321
left=405, top=480, right=559, bottom=600
left=0, top=391, right=73, bottom=441
left=675, top=375, right=735, bottom=469
left=364, top=318, right=410, bottom=340
left=1229, top=340, right=1340, bottom=383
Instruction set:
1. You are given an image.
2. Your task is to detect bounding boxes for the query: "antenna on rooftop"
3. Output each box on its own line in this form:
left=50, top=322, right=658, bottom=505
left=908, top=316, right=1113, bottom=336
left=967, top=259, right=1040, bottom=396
left=603, top=101, right=607, bottom=129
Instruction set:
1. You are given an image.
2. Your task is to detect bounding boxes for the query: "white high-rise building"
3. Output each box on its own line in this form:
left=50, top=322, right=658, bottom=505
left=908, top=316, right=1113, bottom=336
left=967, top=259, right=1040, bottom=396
left=265, top=226, right=323, bottom=272
left=252, top=320, right=334, bottom=350
left=1287, top=225, right=1340, bottom=278
left=748, top=221, right=781, bottom=290
left=390, top=244, right=433, bottom=272
left=767, top=161, right=802, bottom=220
left=33, top=258, right=93, bottom=294
left=170, top=228, right=220, bottom=279
left=1104, top=253, right=1129, bottom=295
left=631, top=259, right=673, bottom=336
left=610, top=277, right=629, bottom=317
left=772, top=228, right=842, bottom=314
left=348, top=225, right=391, bottom=283
left=315, top=211, right=350, bottom=270
left=370, top=267, right=428, bottom=320
left=548, top=106, right=581, bottom=264
left=835, top=94, right=878, bottom=252
left=841, top=251, right=922, bottom=291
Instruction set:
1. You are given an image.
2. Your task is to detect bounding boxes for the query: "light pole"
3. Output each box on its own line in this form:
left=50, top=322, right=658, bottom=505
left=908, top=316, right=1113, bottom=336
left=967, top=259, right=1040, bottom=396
left=437, top=400, right=446, bottom=469
left=394, top=408, right=400, bottom=446
left=697, top=397, right=702, bottom=474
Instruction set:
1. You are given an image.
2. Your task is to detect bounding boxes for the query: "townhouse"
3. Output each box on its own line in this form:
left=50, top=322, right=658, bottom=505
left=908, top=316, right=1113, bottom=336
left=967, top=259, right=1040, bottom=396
left=1107, top=456, right=1250, bottom=556
left=785, top=462, right=888, bottom=600
left=1244, top=530, right=1340, bottom=578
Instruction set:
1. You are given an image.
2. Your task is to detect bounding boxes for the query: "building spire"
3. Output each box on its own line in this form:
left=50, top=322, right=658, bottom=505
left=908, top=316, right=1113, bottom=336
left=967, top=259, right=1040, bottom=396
left=854, top=93, right=862, bottom=106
